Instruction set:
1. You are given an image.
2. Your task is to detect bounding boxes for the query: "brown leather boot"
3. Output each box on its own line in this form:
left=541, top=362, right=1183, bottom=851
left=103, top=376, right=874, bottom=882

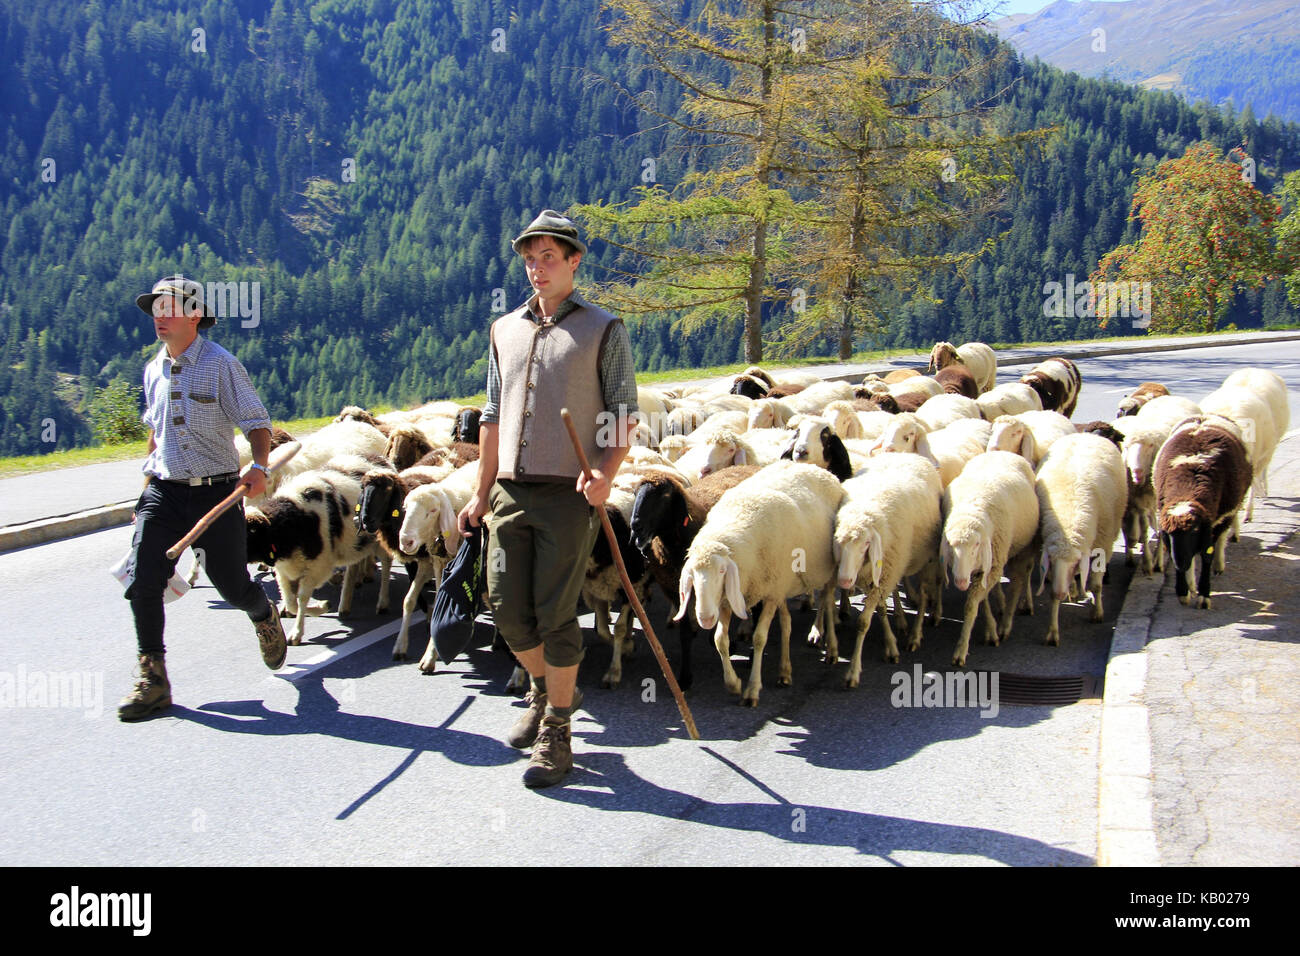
left=506, top=686, right=582, bottom=749
left=522, top=713, right=574, bottom=788
left=117, top=654, right=171, bottom=722
left=253, top=602, right=288, bottom=670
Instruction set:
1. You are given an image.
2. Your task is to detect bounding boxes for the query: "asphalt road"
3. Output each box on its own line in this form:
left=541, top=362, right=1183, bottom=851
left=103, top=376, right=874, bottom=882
left=1, top=340, right=1296, bottom=865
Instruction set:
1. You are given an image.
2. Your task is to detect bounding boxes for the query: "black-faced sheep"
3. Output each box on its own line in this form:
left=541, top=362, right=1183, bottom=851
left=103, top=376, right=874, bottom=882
left=628, top=464, right=760, bottom=691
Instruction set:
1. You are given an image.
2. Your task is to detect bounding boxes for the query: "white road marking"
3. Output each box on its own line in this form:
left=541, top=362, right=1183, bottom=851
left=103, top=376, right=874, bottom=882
left=278, top=615, right=422, bottom=680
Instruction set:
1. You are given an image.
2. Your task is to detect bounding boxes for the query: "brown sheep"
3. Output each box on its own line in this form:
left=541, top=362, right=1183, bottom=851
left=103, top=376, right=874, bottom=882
left=1019, top=357, right=1081, bottom=418
left=336, top=405, right=394, bottom=437
left=1116, top=382, right=1169, bottom=418
left=1074, top=420, right=1125, bottom=448
left=384, top=423, right=435, bottom=471
left=934, top=365, right=979, bottom=399
left=1154, top=417, right=1252, bottom=609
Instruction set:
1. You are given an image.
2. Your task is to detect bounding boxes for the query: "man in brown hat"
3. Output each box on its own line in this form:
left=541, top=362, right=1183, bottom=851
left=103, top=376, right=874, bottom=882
left=457, top=210, right=639, bottom=788
left=118, top=275, right=288, bottom=722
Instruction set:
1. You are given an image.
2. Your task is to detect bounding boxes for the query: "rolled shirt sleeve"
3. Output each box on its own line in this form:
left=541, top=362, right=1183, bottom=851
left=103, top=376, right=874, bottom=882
left=600, top=321, right=639, bottom=421
left=220, top=354, right=273, bottom=436
left=481, top=342, right=501, bottom=425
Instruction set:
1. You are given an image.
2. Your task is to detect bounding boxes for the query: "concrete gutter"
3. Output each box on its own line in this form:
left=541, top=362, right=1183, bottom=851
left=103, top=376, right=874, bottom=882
left=0, top=502, right=137, bottom=554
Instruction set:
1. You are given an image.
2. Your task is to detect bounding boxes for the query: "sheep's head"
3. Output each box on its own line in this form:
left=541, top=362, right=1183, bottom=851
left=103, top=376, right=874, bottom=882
left=872, top=416, right=923, bottom=456
left=987, top=417, right=1027, bottom=458
left=398, top=486, right=457, bottom=556
left=1122, top=436, right=1158, bottom=488
left=928, top=342, right=958, bottom=372
left=748, top=400, right=777, bottom=430
left=674, top=550, right=746, bottom=630
left=244, top=508, right=275, bottom=565
left=782, top=417, right=832, bottom=466
left=1041, top=549, right=1086, bottom=602
left=658, top=435, right=689, bottom=463
left=824, top=401, right=862, bottom=440
left=357, top=472, right=400, bottom=534
left=941, top=518, right=993, bottom=592
left=833, top=525, right=884, bottom=590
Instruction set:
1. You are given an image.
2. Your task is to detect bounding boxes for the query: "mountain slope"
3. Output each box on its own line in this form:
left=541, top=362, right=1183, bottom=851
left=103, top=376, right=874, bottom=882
left=992, top=0, right=1300, bottom=122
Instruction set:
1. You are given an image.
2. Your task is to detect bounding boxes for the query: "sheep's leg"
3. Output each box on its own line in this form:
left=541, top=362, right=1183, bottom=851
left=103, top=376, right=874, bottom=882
left=951, top=584, right=987, bottom=668
left=879, top=591, right=903, bottom=663
left=1196, top=548, right=1215, bottom=610
left=846, top=592, right=881, bottom=688
left=999, top=554, right=1032, bottom=642
left=290, top=579, right=313, bottom=645
left=714, top=610, right=742, bottom=697
left=186, top=549, right=203, bottom=586
left=394, top=561, right=433, bottom=663
left=838, top=586, right=852, bottom=622
left=980, top=591, right=1001, bottom=646
left=338, top=562, right=360, bottom=617
left=374, top=552, right=393, bottom=615
left=891, top=586, right=907, bottom=634
left=505, top=664, right=529, bottom=695
left=1089, top=561, right=1106, bottom=621
left=1045, top=595, right=1062, bottom=646
left=908, top=573, right=930, bottom=653
left=776, top=602, right=793, bottom=687
left=277, top=568, right=297, bottom=617
left=601, top=601, right=637, bottom=689
left=819, top=585, right=839, bottom=663
left=741, top=602, right=779, bottom=707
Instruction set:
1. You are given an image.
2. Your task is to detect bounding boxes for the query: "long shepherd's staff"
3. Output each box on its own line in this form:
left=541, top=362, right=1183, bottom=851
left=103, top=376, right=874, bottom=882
left=165, top=441, right=302, bottom=560
left=560, top=408, right=700, bottom=741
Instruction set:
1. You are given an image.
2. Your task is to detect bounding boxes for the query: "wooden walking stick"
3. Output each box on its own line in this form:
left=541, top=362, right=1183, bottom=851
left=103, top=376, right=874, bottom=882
left=165, top=441, right=301, bottom=560
left=561, top=408, right=700, bottom=740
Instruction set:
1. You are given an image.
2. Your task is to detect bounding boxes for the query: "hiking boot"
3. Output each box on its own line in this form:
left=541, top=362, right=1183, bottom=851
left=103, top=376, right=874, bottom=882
left=506, top=686, right=582, bottom=749
left=118, top=654, right=171, bottom=722
left=522, top=714, right=573, bottom=788
left=254, top=602, right=288, bottom=670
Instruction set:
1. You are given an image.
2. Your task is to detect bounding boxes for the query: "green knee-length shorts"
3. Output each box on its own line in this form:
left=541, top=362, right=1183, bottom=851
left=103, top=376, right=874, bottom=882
left=486, top=479, right=600, bottom=668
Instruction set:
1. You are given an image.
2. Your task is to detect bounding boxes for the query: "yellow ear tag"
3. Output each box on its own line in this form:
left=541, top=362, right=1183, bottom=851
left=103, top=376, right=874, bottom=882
left=354, top=504, right=360, bottom=512
left=1206, top=546, right=1214, bottom=554
left=392, top=509, right=400, bottom=518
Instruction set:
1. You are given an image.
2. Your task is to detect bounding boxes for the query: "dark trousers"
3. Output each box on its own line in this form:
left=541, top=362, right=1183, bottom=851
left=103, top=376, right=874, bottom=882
left=124, top=478, right=270, bottom=656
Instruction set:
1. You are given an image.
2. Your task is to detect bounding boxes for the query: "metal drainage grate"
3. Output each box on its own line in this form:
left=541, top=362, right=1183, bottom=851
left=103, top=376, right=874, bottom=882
left=977, top=672, right=1103, bottom=707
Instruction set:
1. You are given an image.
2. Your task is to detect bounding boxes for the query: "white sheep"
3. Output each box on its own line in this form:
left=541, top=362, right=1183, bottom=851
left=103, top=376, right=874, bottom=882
left=940, top=451, right=1040, bottom=667
left=1217, top=368, right=1289, bottom=515
left=1034, top=433, right=1128, bottom=646
left=1134, top=394, right=1200, bottom=434
left=834, top=456, right=944, bottom=685
left=783, top=380, right=856, bottom=416
left=748, top=397, right=797, bottom=430
left=1112, top=415, right=1173, bottom=573
left=914, top=393, right=982, bottom=432
left=673, top=428, right=769, bottom=479
left=871, top=415, right=991, bottom=487
left=393, top=461, right=480, bottom=671
left=976, top=382, right=1043, bottom=420
left=986, top=410, right=1076, bottom=467
left=822, top=400, right=867, bottom=440
left=674, top=461, right=845, bottom=705
left=257, top=419, right=389, bottom=499
left=1198, top=384, right=1279, bottom=523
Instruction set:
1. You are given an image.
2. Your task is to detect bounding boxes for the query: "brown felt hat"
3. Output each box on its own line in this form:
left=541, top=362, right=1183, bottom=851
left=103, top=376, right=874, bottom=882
left=136, top=274, right=216, bottom=329
left=511, top=209, right=587, bottom=255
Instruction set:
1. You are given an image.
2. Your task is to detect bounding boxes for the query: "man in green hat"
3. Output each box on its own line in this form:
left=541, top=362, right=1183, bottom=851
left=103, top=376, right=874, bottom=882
left=458, top=210, right=639, bottom=788
left=118, top=274, right=288, bottom=722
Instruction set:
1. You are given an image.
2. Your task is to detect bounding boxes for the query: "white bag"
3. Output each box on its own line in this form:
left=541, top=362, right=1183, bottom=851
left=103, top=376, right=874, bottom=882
left=109, top=551, right=192, bottom=603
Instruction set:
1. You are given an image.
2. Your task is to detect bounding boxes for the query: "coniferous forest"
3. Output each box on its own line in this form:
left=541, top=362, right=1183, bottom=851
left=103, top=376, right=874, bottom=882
left=2, top=0, right=1298, bottom=456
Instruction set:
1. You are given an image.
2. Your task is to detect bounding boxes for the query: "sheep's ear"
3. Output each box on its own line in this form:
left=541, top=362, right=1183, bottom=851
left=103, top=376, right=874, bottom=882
left=734, top=444, right=749, bottom=466
left=940, top=542, right=951, bottom=585
left=868, top=529, right=884, bottom=589
left=825, top=431, right=852, bottom=481
left=673, top=563, right=693, bottom=622
left=1037, top=550, right=1049, bottom=596
left=723, top=557, right=748, bottom=619
left=980, top=537, right=993, bottom=582
left=927, top=346, right=938, bottom=372
left=437, top=497, right=458, bottom=536
left=779, top=437, right=795, bottom=460
left=914, top=430, right=932, bottom=457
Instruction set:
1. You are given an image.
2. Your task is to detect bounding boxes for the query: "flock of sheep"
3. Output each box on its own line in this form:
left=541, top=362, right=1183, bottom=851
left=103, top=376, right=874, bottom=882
left=230, top=341, right=1290, bottom=707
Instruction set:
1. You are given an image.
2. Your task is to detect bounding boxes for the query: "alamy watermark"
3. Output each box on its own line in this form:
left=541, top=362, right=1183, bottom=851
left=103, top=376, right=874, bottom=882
left=890, top=663, right=999, bottom=718
left=49, top=886, right=151, bottom=936
left=178, top=281, right=262, bottom=328
left=1043, top=273, right=1151, bottom=329
left=0, top=665, right=103, bottom=719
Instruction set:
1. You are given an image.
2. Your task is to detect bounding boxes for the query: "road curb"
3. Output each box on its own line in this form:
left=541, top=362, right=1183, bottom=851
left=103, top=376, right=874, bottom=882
left=1097, top=569, right=1163, bottom=866
left=0, top=502, right=135, bottom=554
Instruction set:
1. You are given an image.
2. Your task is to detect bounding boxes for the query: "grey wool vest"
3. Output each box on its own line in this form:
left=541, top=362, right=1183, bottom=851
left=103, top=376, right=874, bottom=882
left=491, top=294, right=620, bottom=483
